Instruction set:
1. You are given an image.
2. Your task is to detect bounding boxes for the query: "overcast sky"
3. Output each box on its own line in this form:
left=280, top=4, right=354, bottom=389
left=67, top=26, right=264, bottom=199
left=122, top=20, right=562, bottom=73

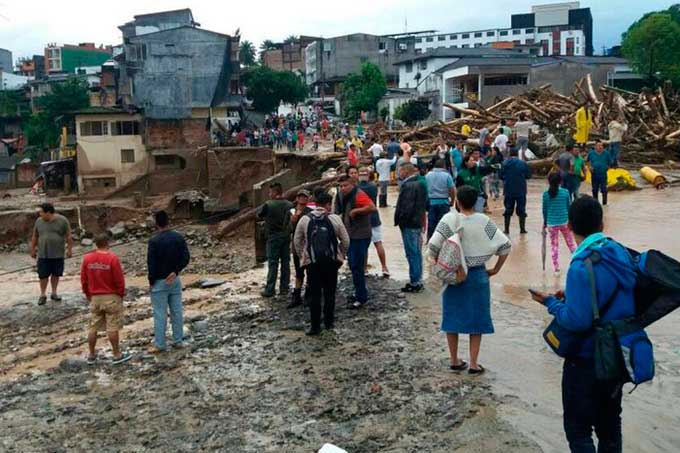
left=0, top=0, right=673, bottom=63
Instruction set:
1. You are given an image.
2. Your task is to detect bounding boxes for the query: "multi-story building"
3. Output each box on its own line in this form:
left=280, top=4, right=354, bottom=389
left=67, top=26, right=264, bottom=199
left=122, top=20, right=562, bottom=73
left=414, top=2, right=592, bottom=57
left=16, top=55, right=46, bottom=79
left=0, top=48, right=12, bottom=73
left=44, top=43, right=112, bottom=75
left=304, top=33, right=416, bottom=99
left=261, top=36, right=320, bottom=73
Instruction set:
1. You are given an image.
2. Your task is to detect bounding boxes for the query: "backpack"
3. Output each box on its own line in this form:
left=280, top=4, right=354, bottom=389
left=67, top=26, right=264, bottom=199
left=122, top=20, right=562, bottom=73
left=306, top=213, right=337, bottom=264
left=432, top=229, right=467, bottom=285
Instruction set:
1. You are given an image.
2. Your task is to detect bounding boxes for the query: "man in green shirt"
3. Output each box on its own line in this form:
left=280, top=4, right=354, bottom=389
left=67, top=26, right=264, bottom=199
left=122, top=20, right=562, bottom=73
left=258, top=183, right=294, bottom=297
left=570, top=145, right=586, bottom=201
left=31, top=203, right=73, bottom=306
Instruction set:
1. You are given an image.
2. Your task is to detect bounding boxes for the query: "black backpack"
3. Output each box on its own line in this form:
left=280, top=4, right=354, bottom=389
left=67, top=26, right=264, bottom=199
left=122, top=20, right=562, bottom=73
left=306, top=213, right=337, bottom=264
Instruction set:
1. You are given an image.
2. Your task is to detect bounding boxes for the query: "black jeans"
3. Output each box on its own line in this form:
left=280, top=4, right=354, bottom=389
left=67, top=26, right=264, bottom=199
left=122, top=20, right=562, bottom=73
left=306, top=261, right=339, bottom=330
left=592, top=171, right=608, bottom=205
left=562, top=358, right=623, bottom=453
left=503, top=194, right=527, bottom=218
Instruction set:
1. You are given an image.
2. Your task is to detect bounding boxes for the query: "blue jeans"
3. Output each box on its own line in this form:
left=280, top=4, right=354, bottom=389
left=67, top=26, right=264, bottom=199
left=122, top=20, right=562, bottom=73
left=427, top=203, right=450, bottom=239
left=562, top=358, right=622, bottom=453
left=591, top=172, right=608, bottom=205
left=347, top=238, right=371, bottom=302
left=150, top=278, right=184, bottom=350
left=609, top=142, right=620, bottom=168
left=401, top=227, right=423, bottom=285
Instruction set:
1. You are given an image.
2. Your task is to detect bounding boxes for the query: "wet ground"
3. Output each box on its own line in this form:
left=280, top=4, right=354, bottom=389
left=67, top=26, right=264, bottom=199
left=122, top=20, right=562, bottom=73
left=368, top=181, right=680, bottom=452
left=0, top=180, right=678, bottom=451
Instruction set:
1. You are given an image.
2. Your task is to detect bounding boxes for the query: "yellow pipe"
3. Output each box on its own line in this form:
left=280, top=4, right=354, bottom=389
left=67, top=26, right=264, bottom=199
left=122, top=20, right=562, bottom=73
left=640, top=166, right=668, bottom=188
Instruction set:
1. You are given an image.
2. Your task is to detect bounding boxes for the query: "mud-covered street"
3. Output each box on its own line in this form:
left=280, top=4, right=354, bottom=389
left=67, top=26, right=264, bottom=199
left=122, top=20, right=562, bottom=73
left=0, top=182, right=679, bottom=452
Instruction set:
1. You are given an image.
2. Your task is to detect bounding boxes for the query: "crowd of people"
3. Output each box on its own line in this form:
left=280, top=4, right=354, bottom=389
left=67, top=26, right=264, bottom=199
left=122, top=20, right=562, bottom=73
left=27, top=104, right=647, bottom=451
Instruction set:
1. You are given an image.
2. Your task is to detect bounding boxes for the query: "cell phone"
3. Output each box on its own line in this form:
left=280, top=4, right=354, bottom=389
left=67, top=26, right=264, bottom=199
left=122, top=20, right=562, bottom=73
left=528, top=288, right=542, bottom=297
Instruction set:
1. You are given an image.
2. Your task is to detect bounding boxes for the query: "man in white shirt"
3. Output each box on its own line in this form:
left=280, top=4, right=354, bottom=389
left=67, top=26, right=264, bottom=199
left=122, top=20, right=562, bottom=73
left=607, top=118, right=628, bottom=168
left=368, top=141, right=384, bottom=160
left=514, top=113, right=534, bottom=161
left=375, top=152, right=397, bottom=207
left=493, top=131, right=509, bottom=156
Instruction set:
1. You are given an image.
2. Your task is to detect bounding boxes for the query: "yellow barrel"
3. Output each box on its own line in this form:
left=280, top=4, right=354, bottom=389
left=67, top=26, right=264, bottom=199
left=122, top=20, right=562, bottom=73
left=640, top=166, right=668, bottom=188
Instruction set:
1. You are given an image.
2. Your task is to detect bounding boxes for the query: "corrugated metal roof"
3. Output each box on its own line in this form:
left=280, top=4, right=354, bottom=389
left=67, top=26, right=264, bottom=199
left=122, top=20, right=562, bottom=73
left=435, top=56, right=561, bottom=74
left=394, top=47, right=526, bottom=65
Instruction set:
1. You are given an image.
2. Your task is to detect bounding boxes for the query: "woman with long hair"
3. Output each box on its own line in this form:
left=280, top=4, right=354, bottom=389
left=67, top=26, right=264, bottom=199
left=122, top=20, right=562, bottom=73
left=542, top=173, right=576, bottom=275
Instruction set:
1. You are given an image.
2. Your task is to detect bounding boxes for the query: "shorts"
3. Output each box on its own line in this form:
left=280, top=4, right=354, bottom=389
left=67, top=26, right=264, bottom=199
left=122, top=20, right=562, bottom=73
left=371, top=226, right=383, bottom=243
left=37, top=258, right=64, bottom=279
left=293, top=252, right=305, bottom=280
left=89, top=294, right=124, bottom=333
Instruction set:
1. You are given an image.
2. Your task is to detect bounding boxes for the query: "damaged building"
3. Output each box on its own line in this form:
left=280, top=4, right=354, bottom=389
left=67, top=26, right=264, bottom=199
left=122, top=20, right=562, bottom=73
left=76, top=8, right=244, bottom=195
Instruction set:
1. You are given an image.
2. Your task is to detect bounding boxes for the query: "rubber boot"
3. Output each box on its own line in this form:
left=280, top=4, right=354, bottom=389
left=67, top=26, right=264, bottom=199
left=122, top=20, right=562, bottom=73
left=504, top=216, right=511, bottom=235
left=519, top=216, right=528, bottom=234
left=287, top=288, right=303, bottom=308
left=379, top=193, right=387, bottom=208
left=602, top=191, right=608, bottom=206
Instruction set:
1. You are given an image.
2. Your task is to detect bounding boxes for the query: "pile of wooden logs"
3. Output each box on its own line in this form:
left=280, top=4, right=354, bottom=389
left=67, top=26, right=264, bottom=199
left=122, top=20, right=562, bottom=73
left=371, top=75, right=680, bottom=164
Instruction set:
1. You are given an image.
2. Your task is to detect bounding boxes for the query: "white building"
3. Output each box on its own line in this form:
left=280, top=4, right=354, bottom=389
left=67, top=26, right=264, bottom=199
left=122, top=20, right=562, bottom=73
left=414, top=2, right=592, bottom=57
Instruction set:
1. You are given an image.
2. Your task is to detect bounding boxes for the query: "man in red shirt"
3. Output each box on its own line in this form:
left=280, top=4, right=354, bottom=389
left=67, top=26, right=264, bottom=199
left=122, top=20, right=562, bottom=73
left=80, top=234, right=130, bottom=364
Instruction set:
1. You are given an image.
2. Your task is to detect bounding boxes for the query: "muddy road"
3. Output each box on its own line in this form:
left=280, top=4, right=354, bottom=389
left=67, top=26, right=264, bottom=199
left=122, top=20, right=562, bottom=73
left=0, top=182, right=679, bottom=451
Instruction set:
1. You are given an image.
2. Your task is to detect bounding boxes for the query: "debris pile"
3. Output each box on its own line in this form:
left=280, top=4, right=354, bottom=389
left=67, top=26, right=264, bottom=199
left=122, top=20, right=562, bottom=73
left=371, top=76, right=680, bottom=164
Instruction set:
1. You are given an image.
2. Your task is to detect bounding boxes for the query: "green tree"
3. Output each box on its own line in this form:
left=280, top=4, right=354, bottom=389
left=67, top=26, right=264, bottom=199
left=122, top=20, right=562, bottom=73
left=340, top=62, right=387, bottom=120
left=24, top=78, right=89, bottom=149
left=242, top=66, right=307, bottom=112
left=393, top=100, right=431, bottom=125
left=240, top=40, right=257, bottom=67
left=622, top=8, right=680, bottom=86
left=283, top=35, right=298, bottom=44
left=259, top=39, right=278, bottom=64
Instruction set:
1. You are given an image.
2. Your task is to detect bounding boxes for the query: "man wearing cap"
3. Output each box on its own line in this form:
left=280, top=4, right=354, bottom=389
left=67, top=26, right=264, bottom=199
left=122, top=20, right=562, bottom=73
left=289, top=189, right=313, bottom=308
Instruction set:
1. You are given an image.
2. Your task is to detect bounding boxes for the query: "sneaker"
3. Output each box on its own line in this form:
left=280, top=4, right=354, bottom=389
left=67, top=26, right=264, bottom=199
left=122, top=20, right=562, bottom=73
left=147, top=346, right=165, bottom=354
left=349, top=300, right=366, bottom=309
left=553, top=270, right=561, bottom=277
left=172, top=342, right=187, bottom=349
left=50, top=294, right=62, bottom=302
left=401, top=283, right=415, bottom=293
left=38, top=295, right=47, bottom=306
left=86, top=355, right=97, bottom=365
left=306, top=328, right=321, bottom=336
left=112, top=352, right=132, bottom=365
left=260, top=290, right=275, bottom=298
left=411, top=284, right=424, bottom=293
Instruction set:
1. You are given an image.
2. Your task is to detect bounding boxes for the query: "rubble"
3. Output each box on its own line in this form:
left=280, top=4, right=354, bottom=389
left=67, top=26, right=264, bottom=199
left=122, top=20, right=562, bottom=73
left=371, top=76, right=680, bottom=164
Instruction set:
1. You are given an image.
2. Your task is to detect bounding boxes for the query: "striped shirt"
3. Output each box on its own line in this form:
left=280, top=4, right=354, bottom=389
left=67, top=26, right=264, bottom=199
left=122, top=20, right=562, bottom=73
left=542, top=188, right=571, bottom=227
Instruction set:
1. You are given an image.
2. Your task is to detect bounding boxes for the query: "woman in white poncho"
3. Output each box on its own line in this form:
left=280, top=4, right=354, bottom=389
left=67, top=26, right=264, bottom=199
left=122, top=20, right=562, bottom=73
left=427, top=186, right=512, bottom=375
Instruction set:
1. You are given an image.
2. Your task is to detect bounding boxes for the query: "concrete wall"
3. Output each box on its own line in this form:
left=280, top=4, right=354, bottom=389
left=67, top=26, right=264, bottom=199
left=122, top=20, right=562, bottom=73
left=145, top=117, right=211, bottom=149
left=398, top=57, right=453, bottom=91
left=148, top=148, right=208, bottom=195
left=75, top=113, right=147, bottom=194
left=207, top=147, right=275, bottom=209
left=126, top=27, right=238, bottom=119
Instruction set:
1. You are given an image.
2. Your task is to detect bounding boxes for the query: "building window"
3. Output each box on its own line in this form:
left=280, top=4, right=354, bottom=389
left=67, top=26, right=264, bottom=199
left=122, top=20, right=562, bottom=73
left=474, top=43, right=482, bottom=48
left=474, top=32, right=482, bottom=38
left=500, top=30, right=508, bottom=36
left=438, top=36, right=445, bottom=41
left=155, top=155, right=186, bottom=169
left=461, top=44, right=469, bottom=48
left=538, top=26, right=553, bottom=33
left=135, top=43, right=147, bottom=60
left=487, top=31, right=495, bottom=37
left=513, top=29, right=521, bottom=35
left=426, top=37, right=434, bottom=42
left=484, top=75, right=528, bottom=86
left=526, top=39, right=534, bottom=45
left=405, top=62, right=413, bottom=73
left=461, top=33, right=470, bottom=39
left=80, top=121, right=109, bottom=136
left=379, top=42, right=386, bottom=50
left=121, top=149, right=135, bottom=163
left=111, top=121, right=140, bottom=136
left=420, top=60, right=427, bottom=70
left=416, top=38, right=423, bottom=43
left=526, top=28, right=534, bottom=33
left=230, top=79, right=239, bottom=94
left=450, top=34, right=457, bottom=40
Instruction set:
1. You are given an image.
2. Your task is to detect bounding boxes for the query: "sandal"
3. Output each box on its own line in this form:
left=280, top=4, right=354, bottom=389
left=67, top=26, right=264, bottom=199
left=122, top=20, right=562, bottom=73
left=382, top=271, right=391, bottom=279
left=449, top=360, right=468, bottom=371
left=468, top=365, right=486, bottom=375
left=112, top=352, right=132, bottom=365
left=87, top=355, right=97, bottom=365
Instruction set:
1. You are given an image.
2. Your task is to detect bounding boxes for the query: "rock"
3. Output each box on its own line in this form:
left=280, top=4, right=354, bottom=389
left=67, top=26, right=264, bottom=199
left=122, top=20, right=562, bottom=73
left=59, top=357, right=87, bottom=373
left=200, top=278, right=225, bottom=289
left=108, top=222, right=127, bottom=239
left=16, top=243, right=30, bottom=254
left=81, top=238, right=94, bottom=247
left=192, top=320, right=209, bottom=333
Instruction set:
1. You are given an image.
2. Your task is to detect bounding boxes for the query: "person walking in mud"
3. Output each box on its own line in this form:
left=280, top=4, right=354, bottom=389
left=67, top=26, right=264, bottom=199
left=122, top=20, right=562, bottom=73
left=500, top=148, right=531, bottom=234
left=395, top=163, right=428, bottom=293
left=428, top=186, right=511, bottom=374
left=289, top=189, right=313, bottom=308
left=258, top=183, right=294, bottom=298
left=80, top=233, right=131, bottom=364
left=336, top=175, right=376, bottom=309
left=31, top=203, right=73, bottom=306
left=147, top=211, right=190, bottom=353
left=293, top=189, right=349, bottom=335
left=542, top=173, right=577, bottom=275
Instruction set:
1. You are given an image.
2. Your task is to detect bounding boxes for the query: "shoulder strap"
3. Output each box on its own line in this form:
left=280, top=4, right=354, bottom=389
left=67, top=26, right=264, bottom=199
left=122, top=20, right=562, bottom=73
left=585, top=252, right=620, bottom=325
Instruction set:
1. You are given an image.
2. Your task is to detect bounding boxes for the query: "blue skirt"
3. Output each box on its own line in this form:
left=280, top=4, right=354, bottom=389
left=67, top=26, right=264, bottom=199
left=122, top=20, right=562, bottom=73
left=441, top=266, right=494, bottom=334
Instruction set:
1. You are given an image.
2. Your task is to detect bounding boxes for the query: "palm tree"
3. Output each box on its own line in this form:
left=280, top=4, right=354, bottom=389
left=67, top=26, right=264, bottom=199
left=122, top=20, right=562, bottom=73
left=283, top=35, right=298, bottom=44
left=259, top=40, right=278, bottom=52
left=239, top=40, right=257, bottom=67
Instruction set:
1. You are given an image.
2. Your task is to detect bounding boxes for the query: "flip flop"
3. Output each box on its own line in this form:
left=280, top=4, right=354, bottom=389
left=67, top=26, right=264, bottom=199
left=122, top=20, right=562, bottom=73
left=450, top=360, right=468, bottom=371
left=468, top=365, right=486, bottom=375
left=87, top=356, right=97, bottom=365
left=382, top=271, right=391, bottom=279
left=112, top=352, right=132, bottom=365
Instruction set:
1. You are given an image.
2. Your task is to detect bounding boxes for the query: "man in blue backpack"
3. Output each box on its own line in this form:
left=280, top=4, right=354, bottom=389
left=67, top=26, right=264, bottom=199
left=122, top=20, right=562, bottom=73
left=294, top=189, right=349, bottom=336
left=531, top=196, right=637, bottom=452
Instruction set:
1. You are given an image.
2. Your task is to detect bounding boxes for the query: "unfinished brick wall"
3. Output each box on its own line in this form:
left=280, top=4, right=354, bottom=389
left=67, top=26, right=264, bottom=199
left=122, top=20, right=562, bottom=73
left=145, top=119, right=210, bottom=149
left=149, top=148, right=209, bottom=195
left=207, top=147, right=275, bottom=209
